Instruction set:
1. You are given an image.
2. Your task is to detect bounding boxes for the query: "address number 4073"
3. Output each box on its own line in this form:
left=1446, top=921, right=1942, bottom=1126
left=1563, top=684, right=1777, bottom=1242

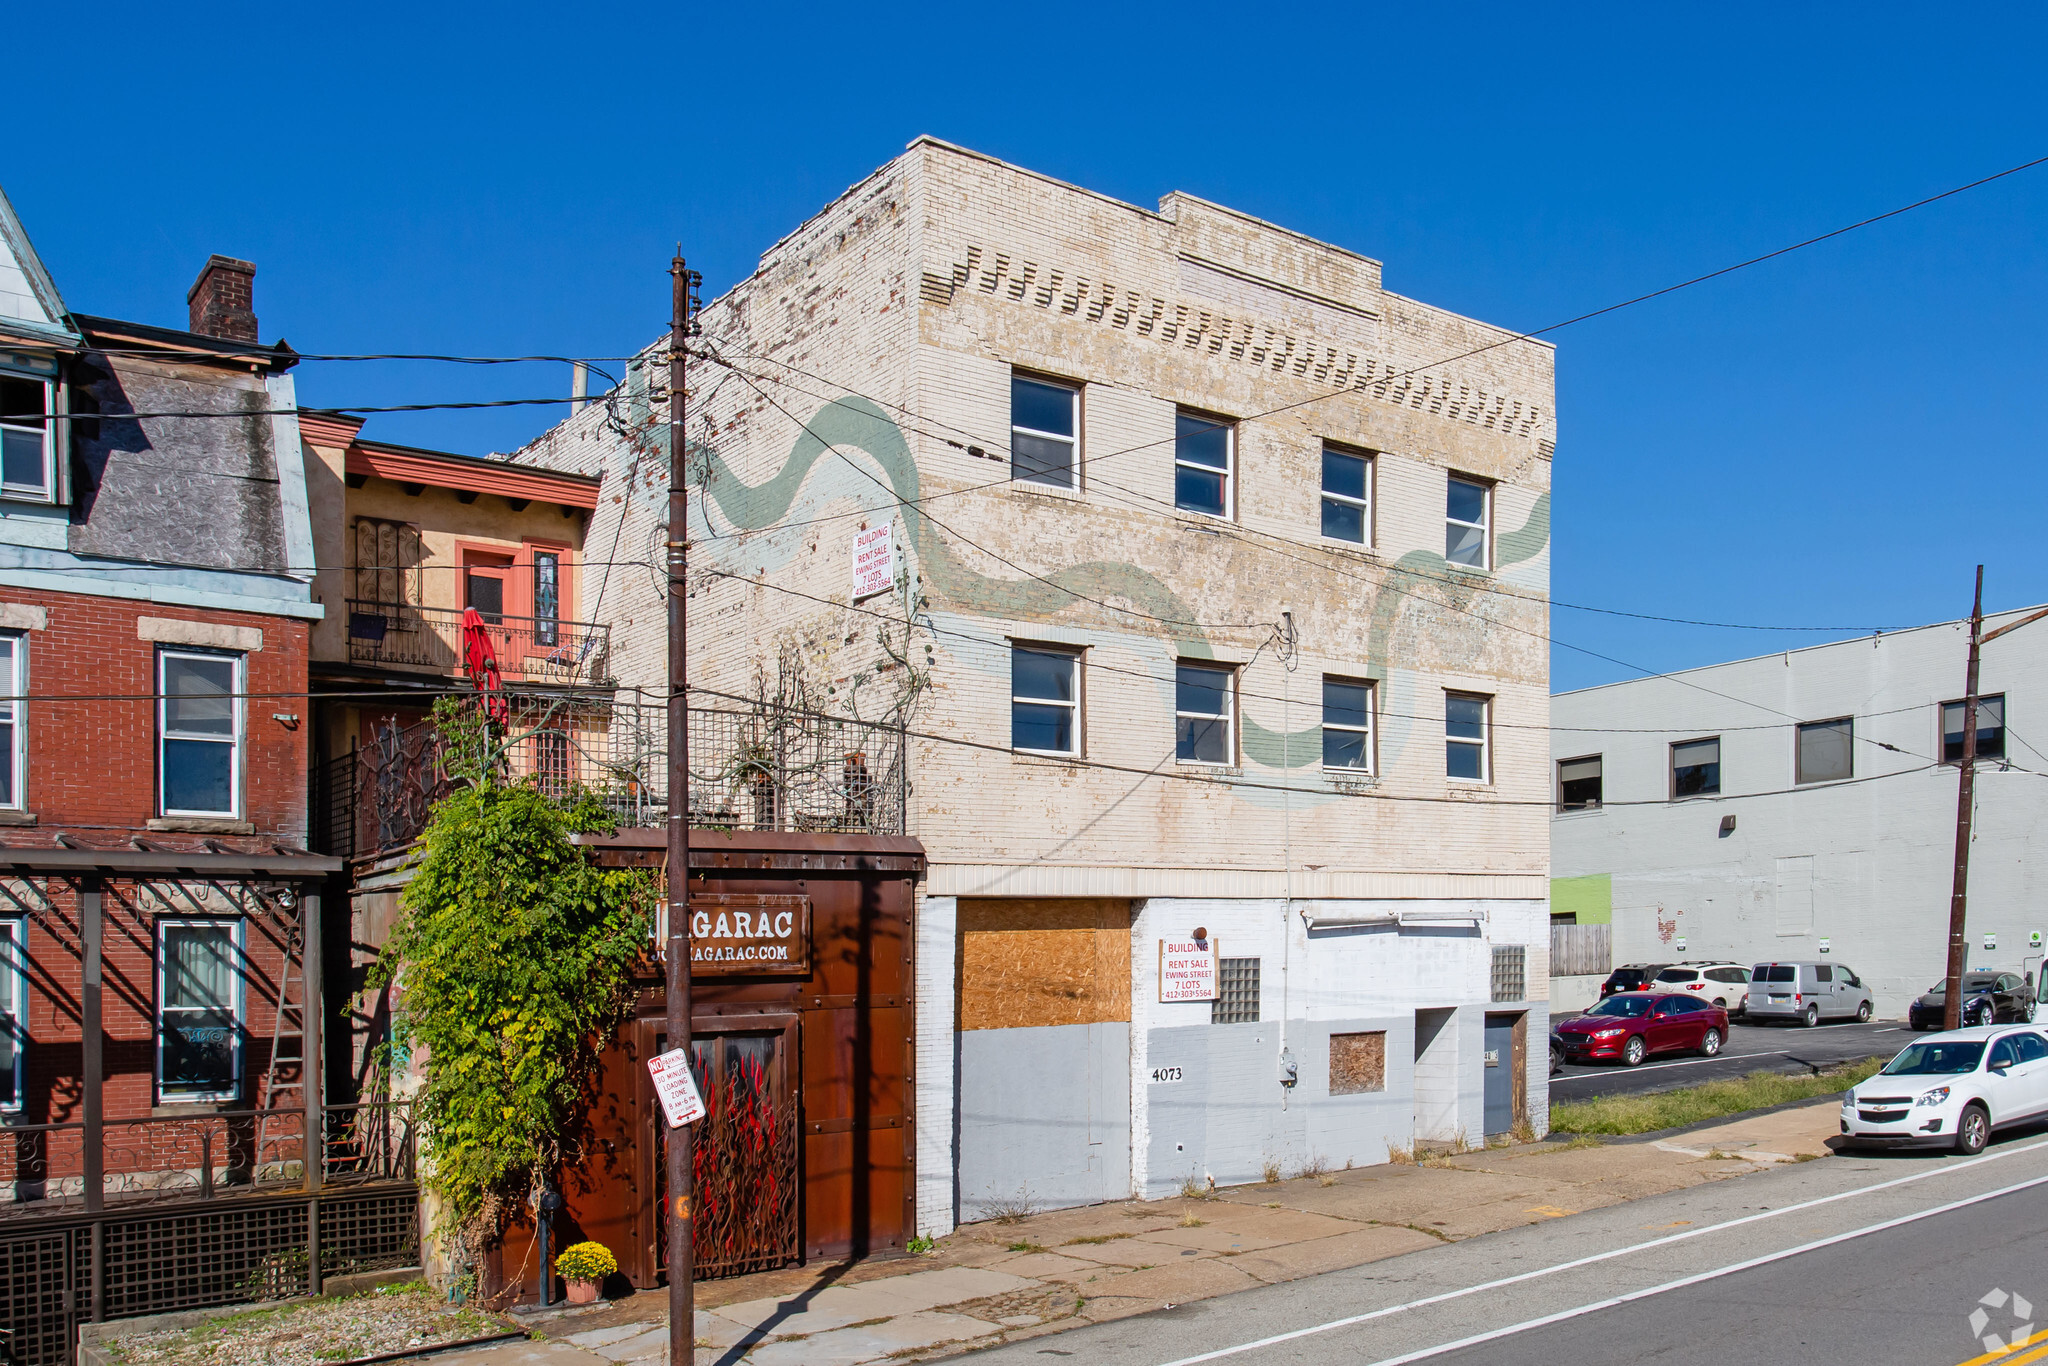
left=1149, top=1066, right=1184, bottom=1084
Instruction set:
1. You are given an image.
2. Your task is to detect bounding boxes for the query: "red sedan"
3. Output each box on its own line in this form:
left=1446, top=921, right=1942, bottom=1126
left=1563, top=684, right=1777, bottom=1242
left=1555, top=991, right=1729, bottom=1066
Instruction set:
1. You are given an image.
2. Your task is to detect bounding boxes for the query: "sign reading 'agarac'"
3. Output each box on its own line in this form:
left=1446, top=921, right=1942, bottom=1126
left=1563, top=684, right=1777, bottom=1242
left=689, top=894, right=810, bottom=976
left=851, top=523, right=895, bottom=601
left=1159, top=935, right=1219, bottom=1003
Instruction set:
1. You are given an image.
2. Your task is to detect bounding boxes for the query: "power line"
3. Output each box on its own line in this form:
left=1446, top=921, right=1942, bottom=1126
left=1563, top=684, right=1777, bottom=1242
left=708, top=352, right=1893, bottom=634
left=696, top=565, right=1952, bottom=741
left=714, top=363, right=1271, bottom=633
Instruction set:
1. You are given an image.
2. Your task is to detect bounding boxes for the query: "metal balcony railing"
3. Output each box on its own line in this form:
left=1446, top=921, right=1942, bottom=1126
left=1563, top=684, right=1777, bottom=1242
left=313, top=692, right=908, bottom=859
left=344, top=600, right=612, bottom=687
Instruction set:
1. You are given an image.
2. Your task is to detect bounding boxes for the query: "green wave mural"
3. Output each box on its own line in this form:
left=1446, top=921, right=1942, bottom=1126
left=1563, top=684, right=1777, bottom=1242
left=686, top=393, right=1550, bottom=771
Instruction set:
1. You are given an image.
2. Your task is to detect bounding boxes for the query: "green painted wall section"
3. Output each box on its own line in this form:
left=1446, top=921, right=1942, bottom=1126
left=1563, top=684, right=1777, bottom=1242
left=1551, top=873, right=1611, bottom=925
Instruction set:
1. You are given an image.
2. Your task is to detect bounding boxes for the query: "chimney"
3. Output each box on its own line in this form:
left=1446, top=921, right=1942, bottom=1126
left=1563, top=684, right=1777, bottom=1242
left=186, top=255, right=259, bottom=342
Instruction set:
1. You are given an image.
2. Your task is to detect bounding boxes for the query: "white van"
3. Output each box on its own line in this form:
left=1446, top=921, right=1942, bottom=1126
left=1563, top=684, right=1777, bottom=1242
left=1748, top=961, right=1874, bottom=1026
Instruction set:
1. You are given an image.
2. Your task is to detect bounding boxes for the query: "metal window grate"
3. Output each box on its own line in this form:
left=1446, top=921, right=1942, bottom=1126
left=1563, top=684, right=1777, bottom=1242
left=1213, top=957, right=1261, bottom=1024
left=1491, top=946, right=1526, bottom=1003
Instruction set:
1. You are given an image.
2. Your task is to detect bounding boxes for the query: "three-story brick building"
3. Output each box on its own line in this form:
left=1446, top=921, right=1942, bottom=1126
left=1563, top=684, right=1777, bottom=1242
left=518, top=139, right=1557, bottom=1236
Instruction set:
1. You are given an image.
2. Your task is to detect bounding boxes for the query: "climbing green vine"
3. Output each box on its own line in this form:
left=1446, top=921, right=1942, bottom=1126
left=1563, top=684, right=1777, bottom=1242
left=369, top=700, right=654, bottom=1263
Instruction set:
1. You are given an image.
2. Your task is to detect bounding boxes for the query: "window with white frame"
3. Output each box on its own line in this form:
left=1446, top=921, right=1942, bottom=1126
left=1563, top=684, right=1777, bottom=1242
left=1322, top=676, right=1373, bottom=771
left=0, top=918, right=22, bottom=1111
left=1011, top=645, right=1080, bottom=754
left=1176, top=661, right=1234, bottom=764
left=0, top=373, right=56, bottom=503
left=1445, top=475, right=1491, bottom=568
left=0, top=634, right=23, bottom=810
left=1011, top=374, right=1079, bottom=489
left=1320, top=445, right=1371, bottom=545
left=156, top=919, right=243, bottom=1102
left=159, top=651, right=242, bottom=818
left=1174, top=412, right=1233, bottom=518
left=1446, top=691, right=1491, bottom=781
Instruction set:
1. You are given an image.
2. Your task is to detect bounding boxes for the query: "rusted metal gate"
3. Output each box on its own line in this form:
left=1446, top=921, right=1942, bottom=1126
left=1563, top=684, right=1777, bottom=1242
left=490, top=830, right=922, bottom=1299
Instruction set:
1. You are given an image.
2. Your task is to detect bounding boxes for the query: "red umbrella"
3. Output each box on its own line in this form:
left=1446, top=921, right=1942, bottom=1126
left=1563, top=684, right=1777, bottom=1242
left=460, top=607, right=509, bottom=726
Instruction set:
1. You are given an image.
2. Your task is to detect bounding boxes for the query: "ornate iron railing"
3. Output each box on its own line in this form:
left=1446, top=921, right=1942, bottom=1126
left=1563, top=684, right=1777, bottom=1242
left=345, top=599, right=613, bottom=687
left=312, top=693, right=909, bottom=858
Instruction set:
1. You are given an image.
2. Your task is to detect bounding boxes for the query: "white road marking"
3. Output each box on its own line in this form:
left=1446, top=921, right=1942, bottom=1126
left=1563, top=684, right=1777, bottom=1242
left=1555, top=1049, right=1792, bottom=1081
left=1152, top=1135, right=2048, bottom=1366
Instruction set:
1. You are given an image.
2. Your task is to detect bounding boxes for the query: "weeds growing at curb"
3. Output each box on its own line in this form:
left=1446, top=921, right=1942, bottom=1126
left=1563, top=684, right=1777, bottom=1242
left=1293, top=1153, right=1332, bottom=1180
left=1178, top=1214, right=1206, bottom=1228
left=980, top=1187, right=1041, bottom=1225
left=1548, top=1059, right=1886, bottom=1136
left=1177, top=1174, right=1216, bottom=1201
left=1006, top=1241, right=1045, bottom=1253
left=1261, top=1157, right=1283, bottom=1184
left=1386, top=1142, right=1417, bottom=1165
left=1065, top=1233, right=1133, bottom=1246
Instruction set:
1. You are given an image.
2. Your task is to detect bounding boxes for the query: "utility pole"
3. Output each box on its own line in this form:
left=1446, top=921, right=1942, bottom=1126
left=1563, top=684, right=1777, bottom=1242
left=665, top=252, right=699, bottom=1365
left=1942, top=566, right=1985, bottom=1031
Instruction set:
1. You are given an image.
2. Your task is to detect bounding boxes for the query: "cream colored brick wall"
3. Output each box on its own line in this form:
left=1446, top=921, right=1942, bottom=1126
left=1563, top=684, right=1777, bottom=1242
left=517, top=138, right=1554, bottom=898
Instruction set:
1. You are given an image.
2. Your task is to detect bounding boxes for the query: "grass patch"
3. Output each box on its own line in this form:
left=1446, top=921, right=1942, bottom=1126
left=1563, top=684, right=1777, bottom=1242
left=1064, top=1233, right=1133, bottom=1246
left=1005, top=1241, right=1045, bottom=1253
left=1549, top=1058, right=1885, bottom=1136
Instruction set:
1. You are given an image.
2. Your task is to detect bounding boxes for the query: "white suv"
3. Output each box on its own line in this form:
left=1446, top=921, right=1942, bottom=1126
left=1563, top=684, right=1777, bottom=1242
left=1841, top=1026, right=2048, bottom=1155
left=1652, top=963, right=1752, bottom=1016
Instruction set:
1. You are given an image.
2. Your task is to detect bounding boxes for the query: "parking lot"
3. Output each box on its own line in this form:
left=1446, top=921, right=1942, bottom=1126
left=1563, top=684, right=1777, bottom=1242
left=1549, top=1016, right=1906, bottom=1102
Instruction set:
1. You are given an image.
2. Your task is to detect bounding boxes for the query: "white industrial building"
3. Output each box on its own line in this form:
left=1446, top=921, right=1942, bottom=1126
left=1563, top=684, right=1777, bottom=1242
left=1550, top=605, right=2048, bottom=1017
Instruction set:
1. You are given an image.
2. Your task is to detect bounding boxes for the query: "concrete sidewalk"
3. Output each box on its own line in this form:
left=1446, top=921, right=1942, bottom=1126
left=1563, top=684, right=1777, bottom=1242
left=433, top=1101, right=1845, bottom=1366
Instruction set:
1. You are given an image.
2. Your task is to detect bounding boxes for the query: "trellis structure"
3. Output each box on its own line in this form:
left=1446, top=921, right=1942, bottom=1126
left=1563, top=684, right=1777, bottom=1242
left=0, top=848, right=419, bottom=1366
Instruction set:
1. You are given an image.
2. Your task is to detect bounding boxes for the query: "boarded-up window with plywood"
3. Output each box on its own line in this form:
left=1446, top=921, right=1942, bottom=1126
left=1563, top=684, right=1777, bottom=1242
left=353, top=517, right=425, bottom=617
left=957, top=898, right=1132, bottom=1030
left=1329, top=1031, right=1386, bottom=1096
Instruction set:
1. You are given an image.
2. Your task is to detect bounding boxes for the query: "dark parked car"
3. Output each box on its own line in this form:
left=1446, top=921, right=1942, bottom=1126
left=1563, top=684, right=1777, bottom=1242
left=1908, top=972, right=2037, bottom=1030
left=1555, top=992, right=1730, bottom=1066
left=1550, top=1027, right=1567, bottom=1075
left=1599, top=964, right=1671, bottom=999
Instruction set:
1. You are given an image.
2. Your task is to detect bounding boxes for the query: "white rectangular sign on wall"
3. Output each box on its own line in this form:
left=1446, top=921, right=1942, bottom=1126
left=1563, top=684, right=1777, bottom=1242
left=1159, top=938, right=1219, bottom=1003
left=646, top=1047, right=706, bottom=1128
left=851, top=524, right=895, bottom=601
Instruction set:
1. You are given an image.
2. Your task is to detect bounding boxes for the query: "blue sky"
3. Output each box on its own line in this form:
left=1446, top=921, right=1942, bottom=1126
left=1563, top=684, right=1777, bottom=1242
left=8, top=3, right=2045, bottom=690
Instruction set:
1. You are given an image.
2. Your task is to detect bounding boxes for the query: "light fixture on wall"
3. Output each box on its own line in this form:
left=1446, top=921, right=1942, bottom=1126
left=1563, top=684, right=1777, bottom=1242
left=1719, top=815, right=1737, bottom=837
left=275, top=888, right=299, bottom=911
left=1192, top=925, right=1209, bottom=944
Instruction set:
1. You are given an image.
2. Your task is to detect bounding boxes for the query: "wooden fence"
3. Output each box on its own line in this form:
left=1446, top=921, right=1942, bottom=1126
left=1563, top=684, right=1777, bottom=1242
left=1550, top=922, right=1612, bottom=978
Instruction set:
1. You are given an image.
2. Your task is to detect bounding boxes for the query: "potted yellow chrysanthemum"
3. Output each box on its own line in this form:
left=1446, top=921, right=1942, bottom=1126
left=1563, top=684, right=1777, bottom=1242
left=554, top=1241, right=617, bottom=1304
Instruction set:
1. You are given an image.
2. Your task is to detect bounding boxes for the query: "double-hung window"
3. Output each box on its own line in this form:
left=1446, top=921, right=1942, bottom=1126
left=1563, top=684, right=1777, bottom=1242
left=0, top=918, right=22, bottom=1111
left=1671, top=737, right=1721, bottom=797
left=0, top=634, right=23, bottom=810
left=1446, top=475, right=1491, bottom=568
left=1174, top=412, right=1233, bottom=518
left=1011, top=646, right=1080, bottom=755
left=1322, top=676, right=1373, bottom=771
left=1320, top=445, right=1371, bottom=545
left=159, top=651, right=243, bottom=818
left=1011, top=375, right=1079, bottom=489
left=157, top=919, right=243, bottom=1102
left=1941, top=695, right=2005, bottom=763
left=1176, top=662, right=1234, bottom=764
left=1796, top=717, right=1853, bottom=784
left=1446, top=691, right=1491, bottom=781
left=0, top=373, right=55, bottom=503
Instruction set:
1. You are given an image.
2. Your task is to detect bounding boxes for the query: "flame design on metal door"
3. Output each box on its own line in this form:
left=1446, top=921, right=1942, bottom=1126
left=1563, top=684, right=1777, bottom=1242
left=657, top=1032, right=798, bottom=1279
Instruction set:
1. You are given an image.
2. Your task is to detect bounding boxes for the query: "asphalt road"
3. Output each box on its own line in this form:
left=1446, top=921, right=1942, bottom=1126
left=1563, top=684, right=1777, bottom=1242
left=1548, top=1017, right=1908, bottom=1103
left=957, top=1121, right=2048, bottom=1366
